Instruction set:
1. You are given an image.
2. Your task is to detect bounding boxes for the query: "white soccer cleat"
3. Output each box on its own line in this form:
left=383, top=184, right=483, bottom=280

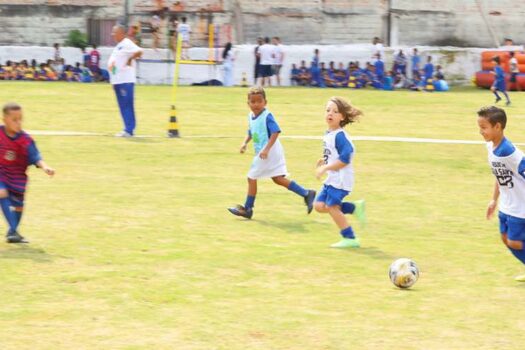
left=115, top=131, right=133, bottom=138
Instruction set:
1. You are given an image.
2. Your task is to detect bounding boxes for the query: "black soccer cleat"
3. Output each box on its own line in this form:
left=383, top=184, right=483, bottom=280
left=304, top=190, right=317, bottom=214
left=227, top=205, right=253, bottom=219
left=6, top=231, right=29, bottom=244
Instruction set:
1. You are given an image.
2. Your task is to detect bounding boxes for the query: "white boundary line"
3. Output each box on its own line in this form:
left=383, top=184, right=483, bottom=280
left=26, top=131, right=525, bottom=146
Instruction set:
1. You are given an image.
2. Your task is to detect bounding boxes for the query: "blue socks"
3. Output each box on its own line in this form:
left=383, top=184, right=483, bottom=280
left=502, top=91, right=511, bottom=103
left=0, top=197, right=16, bottom=234
left=508, top=247, right=525, bottom=265
left=288, top=181, right=308, bottom=197
left=245, top=195, right=255, bottom=210
left=341, top=202, right=355, bottom=214
left=13, top=210, right=22, bottom=232
left=493, top=91, right=501, bottom=99
left=340, top=227, right=355, bottom=239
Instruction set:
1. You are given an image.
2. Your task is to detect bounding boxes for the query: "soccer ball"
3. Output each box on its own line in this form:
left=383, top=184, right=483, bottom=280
left=389, top=258, right=419, bottom=289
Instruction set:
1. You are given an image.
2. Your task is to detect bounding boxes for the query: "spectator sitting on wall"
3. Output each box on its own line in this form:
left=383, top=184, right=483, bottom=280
left=298, top=61, right=310, bottom=86
left=335, top=62, right=348, bottom=86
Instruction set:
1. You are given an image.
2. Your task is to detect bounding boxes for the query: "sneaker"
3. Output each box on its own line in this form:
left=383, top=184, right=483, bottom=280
left=506, top=101, right=511, bottom=106
left=330, top=237, right=360, bottom=248
left=353, top=199, right=367, bottom=228
left=227, top=205, right=253, bottom=219
left=514, top=274, right=525, bottom=282
left=304, top=190, right=316, bottom=214
left=115, top=131, right=133, bottom=137
left=495, top=97, right=502, bottom=104
left=6, top=232, right=29, bottom=244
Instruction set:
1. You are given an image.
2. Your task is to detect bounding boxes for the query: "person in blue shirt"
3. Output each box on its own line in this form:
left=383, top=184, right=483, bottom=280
left=411, top=48, right=421, bottom=79
left=310, top=49, right=322, bottom=87
left=374, top=54, right=384, bottom=86
left=491, top=56, right=511, bottom=106
left=290, top=63, right=300, bottom=86
left=423, top=56, right=434, bottom=82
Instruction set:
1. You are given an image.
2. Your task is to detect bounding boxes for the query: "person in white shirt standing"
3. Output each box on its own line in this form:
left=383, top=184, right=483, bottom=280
left=258, top=37, right=274, bottom=87
left=177, top=17, right=191, bottom=60
left=108, top=24, right=143, bottom=137
left=271, top=37, right=284, bottom=86
left=509, top=51, right=521, bottom=92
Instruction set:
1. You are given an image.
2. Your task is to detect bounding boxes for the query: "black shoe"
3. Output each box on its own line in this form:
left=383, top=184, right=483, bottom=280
left=304, top=190, right=316, bottom=214
left=227, top=205, right=253, bottom=219
left=6, top=232, right=29, bottom=244
left=506, top=101, right=511, bottom=106
left=495, top=97, right=502, bottom=104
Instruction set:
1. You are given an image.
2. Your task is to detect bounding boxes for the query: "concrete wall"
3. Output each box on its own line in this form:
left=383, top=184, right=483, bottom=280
left=1, top=1, right=525, bottom=47
left=0, top=44, right=488, bottom=86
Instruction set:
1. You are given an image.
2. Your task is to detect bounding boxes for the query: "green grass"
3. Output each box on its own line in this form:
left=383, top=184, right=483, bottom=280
left=0, top=82, right=524, bottom=349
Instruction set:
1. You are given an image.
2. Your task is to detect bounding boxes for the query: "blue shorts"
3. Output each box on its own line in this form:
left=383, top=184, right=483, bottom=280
left=0, top=181, right=24, bottom=207
left=492, top=81, right=506, bottom=91
left=315, top=184, right=349, bottom=207
left=499, top=211, right=525, bottom=241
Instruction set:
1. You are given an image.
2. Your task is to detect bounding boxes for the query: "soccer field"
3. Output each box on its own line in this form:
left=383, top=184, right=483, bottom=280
left=0, top=82, right=524, bottom=349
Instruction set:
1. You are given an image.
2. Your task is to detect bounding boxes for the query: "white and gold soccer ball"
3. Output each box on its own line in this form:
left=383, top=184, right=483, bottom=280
left=389, top=258, right=419, bottom=289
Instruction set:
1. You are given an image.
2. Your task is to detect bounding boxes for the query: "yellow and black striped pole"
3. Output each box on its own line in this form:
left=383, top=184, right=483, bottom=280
left=168, top=33, right=183, bottom=138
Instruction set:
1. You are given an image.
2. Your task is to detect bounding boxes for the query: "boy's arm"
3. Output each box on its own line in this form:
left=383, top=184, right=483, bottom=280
left=486, top=180, right=499, bottom=219
left=36, top=160, right=55, bottom=176
left=259, top=132, right=278, bottom=159
left=240, top=133, right=252, bottom=153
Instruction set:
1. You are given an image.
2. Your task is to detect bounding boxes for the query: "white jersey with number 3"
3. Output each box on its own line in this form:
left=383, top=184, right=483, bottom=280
left=487, top=139, right=525, bottom=218
left=323, top=129, right=355, bottom=191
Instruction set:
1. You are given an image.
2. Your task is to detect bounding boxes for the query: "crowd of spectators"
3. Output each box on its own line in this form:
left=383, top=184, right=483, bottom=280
left=0, top=44, right=109, bottom=83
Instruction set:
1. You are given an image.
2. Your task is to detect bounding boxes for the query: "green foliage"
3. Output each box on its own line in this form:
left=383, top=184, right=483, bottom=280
left=64, top=30, right=88, bottom=49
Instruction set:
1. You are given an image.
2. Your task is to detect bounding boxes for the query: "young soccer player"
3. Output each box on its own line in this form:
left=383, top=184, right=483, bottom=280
left=228, top=87, right=316, bottom=219
left=478, top=106, right=525, bottom=281
left=491, top=56, right=511, bottom=106
left=0, top=103, right=54, bottom=243
left=314, top=97, right=365, bottom=248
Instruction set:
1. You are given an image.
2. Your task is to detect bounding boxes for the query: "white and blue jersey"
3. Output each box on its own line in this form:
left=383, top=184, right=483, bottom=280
left=322, top=128, right=355, bottom=191
left=493, top=65, right=506, bottom=91
left=247, top=109, right=287, bottom=179
left=487, top=138, right=525, bottom=219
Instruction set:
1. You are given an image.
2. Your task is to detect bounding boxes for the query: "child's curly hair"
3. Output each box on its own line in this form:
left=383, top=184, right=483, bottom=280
left=329, top=97, right=362, bottom=127
left=247, top=86, right=266, bottom=100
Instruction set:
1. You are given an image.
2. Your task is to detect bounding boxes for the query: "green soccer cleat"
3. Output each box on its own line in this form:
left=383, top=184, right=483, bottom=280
left=353, top=199, right=367, bottom=228
left=330, top=238, right=360, bottom=249
left=514, top=274, right=525, bottom=282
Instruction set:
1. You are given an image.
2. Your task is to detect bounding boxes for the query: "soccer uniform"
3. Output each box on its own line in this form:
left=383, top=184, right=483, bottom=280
left=258, top=44, right=274, bottom=78
left=247, top=109, right=287, bottom=179
left=487, top=138, right=525, bottom=241
left=0, top=126, right=42, bottom=207
left=510, top=57, right=519, bottom=83
left=317, top=128, right=354, bottom=207
left=493, top=65, right=506, bottom=91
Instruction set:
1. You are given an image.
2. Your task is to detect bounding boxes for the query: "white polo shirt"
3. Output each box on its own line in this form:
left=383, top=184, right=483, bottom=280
left=107, top=38, right=143, bottom=85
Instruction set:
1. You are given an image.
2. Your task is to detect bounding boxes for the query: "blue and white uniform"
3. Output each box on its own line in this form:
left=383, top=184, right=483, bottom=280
left=317, top=128, right=355, bottom=206
left=487, top=138, right=525, bottom=241
left=493, top=65, right=506, bottom=92
left=247, top=109, right=287, bottom=179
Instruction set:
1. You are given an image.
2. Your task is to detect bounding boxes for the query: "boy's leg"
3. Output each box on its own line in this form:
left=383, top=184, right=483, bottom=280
left=501, top=90, right=511, bottom=104
left=228, top=177, right=256, bottom=219
left=0, top=188, right=16, bottom=234
left=114, top=84, right=129, bottom=133
left=327, top=206, right=360, bottom=248
left=272, top=176, right=316, bottom=214
left=341, top=199, right=367, bottom=227
left=10, top=193, right=24, bottom=233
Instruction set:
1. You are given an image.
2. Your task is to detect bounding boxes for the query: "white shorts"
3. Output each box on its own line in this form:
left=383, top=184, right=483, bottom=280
left=247, top=140, right=288, bottom=179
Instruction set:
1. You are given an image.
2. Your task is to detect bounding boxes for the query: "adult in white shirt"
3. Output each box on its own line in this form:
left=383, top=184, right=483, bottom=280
left=258, top=37, right=274, bottom=86
left=372, top=37, right=384, bottom=60
left=178, top=16, right=191, bottom=59
left=107, top=24, right=143, bottom=137
left=271, top=37, right=284, bottom=86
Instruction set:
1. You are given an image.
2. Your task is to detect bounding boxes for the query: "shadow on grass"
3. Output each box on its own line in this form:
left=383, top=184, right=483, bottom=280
left=346, top=246, right=396, bottom=261
left=254, top=218, right=319, bottom=234
left=0, top=245, right=52, bottom=263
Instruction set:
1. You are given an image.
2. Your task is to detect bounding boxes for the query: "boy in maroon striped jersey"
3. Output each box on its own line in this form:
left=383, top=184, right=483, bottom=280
left=1, top=103, right=54, bottom=243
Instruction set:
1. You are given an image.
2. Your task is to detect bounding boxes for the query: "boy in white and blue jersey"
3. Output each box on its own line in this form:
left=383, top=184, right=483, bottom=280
left=314, top=97, right=366, bottom=248
left=478, top=106, right=525, bottom=282
left=228, top=87, right=316, bottom=219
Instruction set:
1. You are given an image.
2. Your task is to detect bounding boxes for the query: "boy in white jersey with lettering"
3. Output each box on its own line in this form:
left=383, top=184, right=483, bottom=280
left=478, top=106, right=525, bottom=282
left=228, top=87, right=316, bottom=219
left=314, top=97, right=366, bottom=248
